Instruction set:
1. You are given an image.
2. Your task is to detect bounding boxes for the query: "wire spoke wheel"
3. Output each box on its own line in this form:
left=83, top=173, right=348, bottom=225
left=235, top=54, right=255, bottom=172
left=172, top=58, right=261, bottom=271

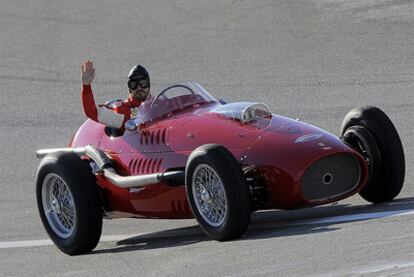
left=192, top=164, right=228, bottom=227
left=186, top=144, right=250, bottom=241
left=36, top=152, right=102, bottom=255
left=42, top=173, right=76, bottom=239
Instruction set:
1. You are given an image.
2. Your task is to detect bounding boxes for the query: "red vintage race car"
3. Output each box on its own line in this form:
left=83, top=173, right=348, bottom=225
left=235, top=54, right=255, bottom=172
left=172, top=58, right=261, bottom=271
left=35, top=82, right=405, bottom=255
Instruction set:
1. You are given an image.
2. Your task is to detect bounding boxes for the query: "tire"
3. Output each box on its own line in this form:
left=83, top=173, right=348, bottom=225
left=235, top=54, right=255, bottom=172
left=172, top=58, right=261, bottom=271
left=36, top=152, right=102, bottom=255
left=340, top=106, right=405, bottom=203
left=185, top=144, right=250, bottom=241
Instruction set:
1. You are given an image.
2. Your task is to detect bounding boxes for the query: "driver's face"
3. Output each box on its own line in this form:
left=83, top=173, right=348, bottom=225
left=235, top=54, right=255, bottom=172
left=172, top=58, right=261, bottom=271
left=129, top=87, right=150, bottom=101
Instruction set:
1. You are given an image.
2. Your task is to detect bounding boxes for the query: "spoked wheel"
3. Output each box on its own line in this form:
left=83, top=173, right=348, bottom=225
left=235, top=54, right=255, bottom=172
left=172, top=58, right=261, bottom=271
left=192, top=164, right=228, bottom=227
left=341, top=106, right=405, bottom=203
left=36, top=152, right=102, bottom=255
left=186, top=144, right=250, bottom=241
left=42, top=173, right=77, bottom=239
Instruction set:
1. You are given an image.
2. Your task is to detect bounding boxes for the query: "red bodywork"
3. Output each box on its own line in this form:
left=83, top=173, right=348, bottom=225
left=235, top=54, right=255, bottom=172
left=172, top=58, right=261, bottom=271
left=70, top=83, right=368, bottom=219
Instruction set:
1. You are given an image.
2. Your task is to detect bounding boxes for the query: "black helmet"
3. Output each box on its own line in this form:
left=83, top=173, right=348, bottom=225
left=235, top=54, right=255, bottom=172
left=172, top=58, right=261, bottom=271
left=128, top=65, right=150, bottom=87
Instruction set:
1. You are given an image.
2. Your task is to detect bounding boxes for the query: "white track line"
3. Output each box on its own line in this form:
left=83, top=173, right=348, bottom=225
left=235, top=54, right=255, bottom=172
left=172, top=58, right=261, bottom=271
left=290, top=209, right=414, bottom=226
left=0, top=234, right=143, bottom=249
left=0, top=240, right=52, bottom=249
left=1, top=209, right=413, bottom=250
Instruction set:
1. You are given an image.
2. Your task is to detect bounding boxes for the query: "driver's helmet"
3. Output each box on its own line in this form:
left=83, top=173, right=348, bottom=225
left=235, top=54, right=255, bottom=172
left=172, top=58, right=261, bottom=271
left=127, top=65, right=150, bottom=100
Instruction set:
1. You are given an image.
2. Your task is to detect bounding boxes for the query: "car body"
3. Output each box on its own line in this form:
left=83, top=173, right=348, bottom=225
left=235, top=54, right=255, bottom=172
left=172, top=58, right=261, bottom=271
left=69, top=82, right=368, bottom=217
left=36, top=82, right=404, bottom=255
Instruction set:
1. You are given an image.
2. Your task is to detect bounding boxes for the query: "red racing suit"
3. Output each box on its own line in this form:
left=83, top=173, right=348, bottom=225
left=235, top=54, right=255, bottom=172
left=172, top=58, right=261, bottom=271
left=81, top=84, right=143, bottom=132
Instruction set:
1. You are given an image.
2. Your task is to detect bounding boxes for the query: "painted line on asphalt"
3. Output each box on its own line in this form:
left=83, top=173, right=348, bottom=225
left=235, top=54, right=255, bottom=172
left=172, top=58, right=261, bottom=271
left=0, top=239, right=53, bottom=249
left=290, top=209, right=414, bottom=226
left=0, top=234, right=143, bottom=249
left=1, top=209, right=413, bottom=249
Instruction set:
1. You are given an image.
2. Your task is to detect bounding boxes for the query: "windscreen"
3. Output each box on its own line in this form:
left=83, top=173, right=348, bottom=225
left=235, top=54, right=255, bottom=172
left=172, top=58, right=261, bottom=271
left=209, top=102, right=271, bottom=123
left=130, top=82, right=218, bottom=125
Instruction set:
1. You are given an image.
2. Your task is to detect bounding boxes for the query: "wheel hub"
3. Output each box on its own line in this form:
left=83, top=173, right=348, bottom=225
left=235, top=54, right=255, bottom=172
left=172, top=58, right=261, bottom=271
left=342, top=126, right=381, bottom=181
left=52, top=196, right=62, bottom=214
left=200, top=186, right=212, bottom=203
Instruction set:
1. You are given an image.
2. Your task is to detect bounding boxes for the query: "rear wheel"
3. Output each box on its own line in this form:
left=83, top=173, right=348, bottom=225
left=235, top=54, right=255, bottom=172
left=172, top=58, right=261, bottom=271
left=36, top=152, right=102, bottom=255
left=340, top=106, right=405, bottom=203
left=185, top=144, right=250, bottom=241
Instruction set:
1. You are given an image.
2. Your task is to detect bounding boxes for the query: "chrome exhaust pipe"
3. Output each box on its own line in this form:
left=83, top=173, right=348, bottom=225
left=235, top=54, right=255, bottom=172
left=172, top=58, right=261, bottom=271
left=103, top=168, right=184, bottom=188
left=35, top=145, right=184, bottom=189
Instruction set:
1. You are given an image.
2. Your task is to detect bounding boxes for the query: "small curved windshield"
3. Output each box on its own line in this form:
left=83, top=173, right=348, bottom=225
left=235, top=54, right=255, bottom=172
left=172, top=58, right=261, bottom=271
left=209, top=102, right=272, bottom=123
left=130, top=82, right=218, bottom=125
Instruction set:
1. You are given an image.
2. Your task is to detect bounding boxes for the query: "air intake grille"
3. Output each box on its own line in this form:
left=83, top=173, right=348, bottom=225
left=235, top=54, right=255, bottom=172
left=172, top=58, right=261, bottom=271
left=301, top=153, right=361, bottom=202
left=140, top=128, right=170, bottom=146
left=128, top=158, right=163, bottom=175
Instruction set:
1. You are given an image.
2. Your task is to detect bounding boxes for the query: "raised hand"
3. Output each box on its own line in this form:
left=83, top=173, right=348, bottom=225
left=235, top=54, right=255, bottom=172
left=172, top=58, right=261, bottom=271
left=81, top=60, right=95, bottom=85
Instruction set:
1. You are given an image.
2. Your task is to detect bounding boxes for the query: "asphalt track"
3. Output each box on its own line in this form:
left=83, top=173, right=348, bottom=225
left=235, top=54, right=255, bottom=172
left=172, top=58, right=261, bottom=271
left=0, top=0, right=413, bottom=276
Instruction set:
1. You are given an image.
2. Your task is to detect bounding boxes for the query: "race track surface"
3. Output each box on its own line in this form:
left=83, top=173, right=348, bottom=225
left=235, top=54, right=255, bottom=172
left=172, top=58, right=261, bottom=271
left=1, top=0, right=413, bottom=276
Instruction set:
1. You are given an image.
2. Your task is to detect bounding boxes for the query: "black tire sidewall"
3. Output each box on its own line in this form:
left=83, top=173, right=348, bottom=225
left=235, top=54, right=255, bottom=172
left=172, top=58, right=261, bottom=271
left=185, top=144, right=250, bottom=241
left=36, top=153, right=102, bottom=255
left=340, top=106, right=405, bottom=203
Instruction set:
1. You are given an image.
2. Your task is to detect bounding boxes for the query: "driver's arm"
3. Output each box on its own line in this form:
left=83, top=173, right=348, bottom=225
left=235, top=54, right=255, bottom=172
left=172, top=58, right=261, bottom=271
left=81, top=85, right=125, bottom=129
left=80, top=61, right=125, bottom=128
left=81, top=84, right=98, bottom=121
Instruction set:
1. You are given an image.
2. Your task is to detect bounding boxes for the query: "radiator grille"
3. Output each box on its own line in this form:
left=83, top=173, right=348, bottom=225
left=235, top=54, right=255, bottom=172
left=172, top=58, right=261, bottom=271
left=301, top=153, right=361, bottom=202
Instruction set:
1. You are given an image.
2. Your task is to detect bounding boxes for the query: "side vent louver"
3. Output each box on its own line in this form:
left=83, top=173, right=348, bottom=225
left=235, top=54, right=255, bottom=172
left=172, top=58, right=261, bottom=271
left=140, top=128, right=170, bottom=146
left=128, top=158, right=163, bottom=175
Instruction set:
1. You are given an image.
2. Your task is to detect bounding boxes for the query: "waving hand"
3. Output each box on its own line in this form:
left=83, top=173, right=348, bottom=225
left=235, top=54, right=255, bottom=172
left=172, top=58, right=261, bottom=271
left=81, top=60, right=95, bottom=85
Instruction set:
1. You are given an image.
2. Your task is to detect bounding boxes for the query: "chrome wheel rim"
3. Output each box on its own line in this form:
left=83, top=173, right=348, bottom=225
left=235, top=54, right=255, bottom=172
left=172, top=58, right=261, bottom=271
left=192, top=164, right=228, bottom=227
left=42, top=173, right=76, bottom=238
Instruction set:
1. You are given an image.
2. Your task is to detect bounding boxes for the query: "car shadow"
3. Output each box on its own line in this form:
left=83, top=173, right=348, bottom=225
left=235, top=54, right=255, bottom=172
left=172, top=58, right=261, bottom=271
left=246, top=196, right=414, bottom=240
left=91, top=197, right=414, bottom=255
left=91, top=225, right=207, bottom=254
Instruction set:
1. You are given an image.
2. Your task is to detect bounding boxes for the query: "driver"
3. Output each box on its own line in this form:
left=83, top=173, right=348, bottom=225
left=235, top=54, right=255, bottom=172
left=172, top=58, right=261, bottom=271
left=80, top=60, right=151, bottom=133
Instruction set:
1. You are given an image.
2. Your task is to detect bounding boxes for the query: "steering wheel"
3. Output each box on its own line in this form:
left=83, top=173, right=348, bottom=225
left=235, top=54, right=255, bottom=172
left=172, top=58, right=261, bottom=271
left=150, top=84, right=195, bottom=111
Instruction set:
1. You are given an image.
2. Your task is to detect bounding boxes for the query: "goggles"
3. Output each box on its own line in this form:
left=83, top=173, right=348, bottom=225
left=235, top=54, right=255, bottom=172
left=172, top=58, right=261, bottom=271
left=128, top=78, right=150, bottom=90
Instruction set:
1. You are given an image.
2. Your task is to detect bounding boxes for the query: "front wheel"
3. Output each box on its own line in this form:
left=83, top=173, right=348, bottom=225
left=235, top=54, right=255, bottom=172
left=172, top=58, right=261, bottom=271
left=341, top=106, right=405, bottom=203
left=185, top=144, right=251, bottom=241
left=36, top=152, right=102, bottom=255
